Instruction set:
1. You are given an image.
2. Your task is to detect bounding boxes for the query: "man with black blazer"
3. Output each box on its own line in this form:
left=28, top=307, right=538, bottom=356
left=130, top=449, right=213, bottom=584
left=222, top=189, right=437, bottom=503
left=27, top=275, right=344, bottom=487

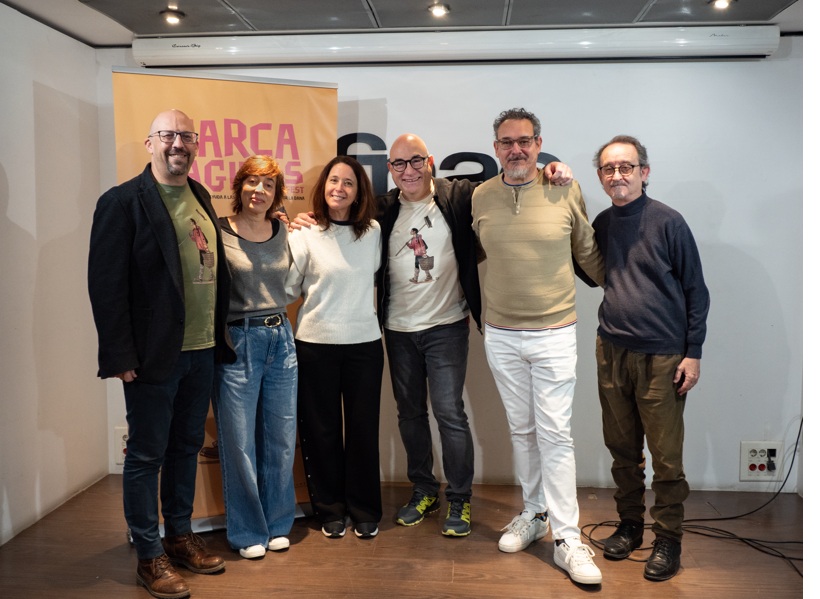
left=88, top=109, right=234, bottom=599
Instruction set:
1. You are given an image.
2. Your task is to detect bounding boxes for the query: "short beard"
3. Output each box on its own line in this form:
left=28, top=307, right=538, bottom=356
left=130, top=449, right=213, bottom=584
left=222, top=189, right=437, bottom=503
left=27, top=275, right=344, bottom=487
left=165, top=152, right=190, bottom=177
left=503, top=164, right=532, bottom=181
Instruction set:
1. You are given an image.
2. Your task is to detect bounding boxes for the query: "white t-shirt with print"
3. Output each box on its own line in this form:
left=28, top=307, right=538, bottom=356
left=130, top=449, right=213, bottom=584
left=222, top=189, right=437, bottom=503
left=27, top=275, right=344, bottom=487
left=385, top=192, right=468, bottom=332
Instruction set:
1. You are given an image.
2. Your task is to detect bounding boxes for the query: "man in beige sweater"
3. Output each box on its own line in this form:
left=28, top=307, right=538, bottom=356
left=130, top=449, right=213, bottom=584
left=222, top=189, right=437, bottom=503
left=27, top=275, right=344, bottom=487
left=471, top=107, right=604, bottom=586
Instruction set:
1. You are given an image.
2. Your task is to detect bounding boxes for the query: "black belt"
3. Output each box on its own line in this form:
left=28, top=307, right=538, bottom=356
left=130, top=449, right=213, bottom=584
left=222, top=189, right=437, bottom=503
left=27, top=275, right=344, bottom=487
left=228, top=313, right=285, bottom=328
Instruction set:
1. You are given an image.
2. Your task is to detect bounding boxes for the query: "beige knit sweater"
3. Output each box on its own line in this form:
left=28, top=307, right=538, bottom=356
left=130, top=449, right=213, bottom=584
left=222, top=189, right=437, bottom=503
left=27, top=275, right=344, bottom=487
left=472, top=170, right=604, bottom=329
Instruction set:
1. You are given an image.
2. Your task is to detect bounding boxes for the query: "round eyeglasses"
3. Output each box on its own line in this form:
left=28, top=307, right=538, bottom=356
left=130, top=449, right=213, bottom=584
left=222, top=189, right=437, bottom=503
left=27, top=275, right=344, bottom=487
left=389, top=155, right=428, bottom=172
left=598, top=164, right=641, bottom=177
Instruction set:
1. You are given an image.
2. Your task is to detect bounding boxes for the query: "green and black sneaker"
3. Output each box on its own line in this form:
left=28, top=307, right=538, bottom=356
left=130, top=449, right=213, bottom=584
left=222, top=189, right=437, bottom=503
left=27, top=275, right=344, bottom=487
left=441, top=498, right=471, bottom=537
left=396, top=490, right=440, bottom=526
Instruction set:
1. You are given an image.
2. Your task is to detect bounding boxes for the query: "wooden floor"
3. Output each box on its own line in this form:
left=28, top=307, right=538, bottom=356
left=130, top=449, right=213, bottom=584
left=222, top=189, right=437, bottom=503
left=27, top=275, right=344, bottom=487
left=0, top=475, right=802, bottom=598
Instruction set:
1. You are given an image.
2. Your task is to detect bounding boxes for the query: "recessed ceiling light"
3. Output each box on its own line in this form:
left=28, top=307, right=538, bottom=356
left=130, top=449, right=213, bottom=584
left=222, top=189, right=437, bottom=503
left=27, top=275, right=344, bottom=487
left=428, top=3, right=450, bottom=18
left=160, top=9, right=185, bottom=25
left=711, top=0, right=734, bottom=9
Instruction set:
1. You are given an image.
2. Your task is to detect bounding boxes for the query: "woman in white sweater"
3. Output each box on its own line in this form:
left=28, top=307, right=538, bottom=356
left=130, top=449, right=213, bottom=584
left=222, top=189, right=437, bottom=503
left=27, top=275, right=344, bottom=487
left=286, top=156, right=383, bottom=539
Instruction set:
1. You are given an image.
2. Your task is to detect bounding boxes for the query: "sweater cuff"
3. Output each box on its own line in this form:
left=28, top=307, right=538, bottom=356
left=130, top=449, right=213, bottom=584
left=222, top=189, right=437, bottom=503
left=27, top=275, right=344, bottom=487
left=685, top=344, right=703, bottom=360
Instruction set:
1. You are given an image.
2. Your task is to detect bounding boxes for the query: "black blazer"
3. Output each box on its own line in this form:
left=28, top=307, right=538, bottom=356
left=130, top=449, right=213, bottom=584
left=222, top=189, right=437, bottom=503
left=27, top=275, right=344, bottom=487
left=88, top=164, right=235, bottom=383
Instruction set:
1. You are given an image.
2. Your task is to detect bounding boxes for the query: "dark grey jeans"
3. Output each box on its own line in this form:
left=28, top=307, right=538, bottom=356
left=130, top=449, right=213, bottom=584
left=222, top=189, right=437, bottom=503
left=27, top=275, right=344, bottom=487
left=385, top=319, right=474, bottom=502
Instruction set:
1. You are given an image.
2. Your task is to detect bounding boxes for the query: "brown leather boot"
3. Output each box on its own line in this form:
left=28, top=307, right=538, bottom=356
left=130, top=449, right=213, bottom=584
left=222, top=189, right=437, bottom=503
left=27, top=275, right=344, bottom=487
left=162, top=532, right=225, bottom=574
left=136, top=554, right=189, bottom=599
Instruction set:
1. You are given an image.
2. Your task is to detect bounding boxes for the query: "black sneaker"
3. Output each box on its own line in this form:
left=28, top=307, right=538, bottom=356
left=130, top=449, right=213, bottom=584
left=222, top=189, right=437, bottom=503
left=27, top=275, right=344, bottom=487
left=396, top=490, right=440, bottom=526
left=354, top=522, right=379, bottom=539
left=644, top=537, right=681, bottom=581
left=603, top=519, right=644, bottom=560
left=321, top=520, right=346, bottom=538
left=441, top=498, right=471, bottom=537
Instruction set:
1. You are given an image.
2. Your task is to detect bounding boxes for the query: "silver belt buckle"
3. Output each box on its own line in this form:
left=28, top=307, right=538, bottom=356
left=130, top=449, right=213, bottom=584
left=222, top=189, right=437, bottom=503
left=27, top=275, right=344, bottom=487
left=264, top=314, right=283, bottom=327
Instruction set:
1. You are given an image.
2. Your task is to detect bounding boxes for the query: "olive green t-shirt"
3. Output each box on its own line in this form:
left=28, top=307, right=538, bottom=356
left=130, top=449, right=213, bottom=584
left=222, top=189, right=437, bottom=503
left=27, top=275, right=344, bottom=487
left=157, top=183, right=217, bottom=350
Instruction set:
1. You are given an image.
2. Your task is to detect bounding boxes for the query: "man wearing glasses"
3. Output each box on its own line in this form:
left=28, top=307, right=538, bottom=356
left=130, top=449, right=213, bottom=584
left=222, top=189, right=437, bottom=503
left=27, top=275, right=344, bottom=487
left=89, top=109, right=232, bottom=599
left=292, top=134, right=572, bottom=536
left=592, top=135, right=709, bottom=581
left=379, top=133, right=575, bottom=539
left=471, top=108, right=604, bottom=585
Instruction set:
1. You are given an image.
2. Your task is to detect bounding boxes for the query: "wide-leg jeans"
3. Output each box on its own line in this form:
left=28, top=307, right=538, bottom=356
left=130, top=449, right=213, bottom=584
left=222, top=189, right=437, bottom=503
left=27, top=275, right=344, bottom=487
left=214, top=320, right=298, bottom=550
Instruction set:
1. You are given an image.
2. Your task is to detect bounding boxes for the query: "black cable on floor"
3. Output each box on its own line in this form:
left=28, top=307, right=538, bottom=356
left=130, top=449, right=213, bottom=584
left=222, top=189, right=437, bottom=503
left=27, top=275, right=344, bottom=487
left=582, top=418, right=803, bottom=577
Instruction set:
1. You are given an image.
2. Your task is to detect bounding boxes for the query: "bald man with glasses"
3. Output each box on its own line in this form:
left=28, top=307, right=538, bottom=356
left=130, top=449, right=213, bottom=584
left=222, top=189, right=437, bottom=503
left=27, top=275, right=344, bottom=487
left=89, top=109, right=232, bottom=599
left=378, top=133, right=579, bottom=539
left=292, top=135, right=572, bottom=538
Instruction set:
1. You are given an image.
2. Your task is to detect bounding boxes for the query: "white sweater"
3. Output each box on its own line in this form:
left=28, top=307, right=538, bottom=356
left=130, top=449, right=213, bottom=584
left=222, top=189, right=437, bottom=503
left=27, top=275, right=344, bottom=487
left=286, top=221, right=382, bottom=344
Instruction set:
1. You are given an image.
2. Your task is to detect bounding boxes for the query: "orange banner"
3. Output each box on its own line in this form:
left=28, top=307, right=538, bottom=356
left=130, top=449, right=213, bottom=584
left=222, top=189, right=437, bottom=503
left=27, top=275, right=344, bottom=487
left=112, top=69, right=337, bottom=218
left=112, top=68, right=336, bottom=524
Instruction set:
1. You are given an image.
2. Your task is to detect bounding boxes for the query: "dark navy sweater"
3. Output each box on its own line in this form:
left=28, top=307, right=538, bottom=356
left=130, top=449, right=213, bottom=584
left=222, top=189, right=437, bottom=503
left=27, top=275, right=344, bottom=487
left=592, top=193, right=709, bottom=358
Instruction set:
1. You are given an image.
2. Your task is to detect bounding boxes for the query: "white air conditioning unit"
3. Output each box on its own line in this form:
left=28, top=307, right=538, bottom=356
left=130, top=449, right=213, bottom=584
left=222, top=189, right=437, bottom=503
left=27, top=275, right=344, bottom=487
left=132, top=26, right=780, bottom=67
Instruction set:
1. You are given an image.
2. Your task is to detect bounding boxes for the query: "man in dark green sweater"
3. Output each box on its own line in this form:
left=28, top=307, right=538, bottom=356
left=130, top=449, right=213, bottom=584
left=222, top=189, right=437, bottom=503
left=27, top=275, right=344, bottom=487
left=592, top=135, right=710, bottom=582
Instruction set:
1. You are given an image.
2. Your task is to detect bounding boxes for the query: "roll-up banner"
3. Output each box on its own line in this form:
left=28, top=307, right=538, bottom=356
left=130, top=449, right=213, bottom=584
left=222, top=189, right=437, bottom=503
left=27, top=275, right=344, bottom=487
left=113, top=68, right=338, bottom=525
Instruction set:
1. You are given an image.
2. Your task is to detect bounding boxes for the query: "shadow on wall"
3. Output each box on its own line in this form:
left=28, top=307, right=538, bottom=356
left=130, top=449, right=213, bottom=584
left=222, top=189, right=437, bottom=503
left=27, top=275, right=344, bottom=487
left=18, top=83, right=108, bottom=543
left=0, top=158, right=39, bottom=544
left=667, top=182, right=796, bottom=489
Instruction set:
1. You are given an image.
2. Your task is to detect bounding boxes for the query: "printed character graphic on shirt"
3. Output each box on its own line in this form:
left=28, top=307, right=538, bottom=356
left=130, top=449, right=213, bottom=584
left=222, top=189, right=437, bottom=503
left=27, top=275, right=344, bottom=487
left=405, top=224, right=435, bottom=284
left=189, top=217, right=214, bottom=282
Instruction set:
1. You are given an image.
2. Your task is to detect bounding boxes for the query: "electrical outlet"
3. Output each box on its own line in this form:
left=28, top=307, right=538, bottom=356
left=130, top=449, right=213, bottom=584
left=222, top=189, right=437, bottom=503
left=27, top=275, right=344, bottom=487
left=115, top=426, right=128, bottom=465
left=739, top=441, right=784, bottom=482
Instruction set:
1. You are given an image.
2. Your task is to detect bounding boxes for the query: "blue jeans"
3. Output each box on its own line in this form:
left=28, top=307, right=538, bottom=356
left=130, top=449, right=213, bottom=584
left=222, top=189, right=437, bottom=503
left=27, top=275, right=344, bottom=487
left=214, top=319, right=298, bottom=550
left=384, top=319, right=474, bottom=501
left=123, top=348, right=214, bottom=560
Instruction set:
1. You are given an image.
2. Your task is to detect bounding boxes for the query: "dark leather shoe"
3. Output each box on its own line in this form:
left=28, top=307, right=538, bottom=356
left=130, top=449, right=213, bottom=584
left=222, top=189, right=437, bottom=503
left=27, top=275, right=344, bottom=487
left=603, top=519, right=643, bottom=560
left=162, top=532, right=225, bottom=574
left=644, top=537, right=682, bottom=581
left=136, top=554, right=190, bottom=599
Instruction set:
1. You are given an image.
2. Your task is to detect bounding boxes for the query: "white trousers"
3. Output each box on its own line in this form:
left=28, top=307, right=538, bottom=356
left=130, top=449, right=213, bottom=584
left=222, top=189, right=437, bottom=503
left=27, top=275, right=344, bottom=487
left=484, top=324, right=581, bottom=540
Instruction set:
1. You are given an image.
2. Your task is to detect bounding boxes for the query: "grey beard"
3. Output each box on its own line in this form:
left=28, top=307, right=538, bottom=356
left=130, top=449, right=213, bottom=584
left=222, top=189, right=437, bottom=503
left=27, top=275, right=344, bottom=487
left=503, top=165, right=531, bottom=181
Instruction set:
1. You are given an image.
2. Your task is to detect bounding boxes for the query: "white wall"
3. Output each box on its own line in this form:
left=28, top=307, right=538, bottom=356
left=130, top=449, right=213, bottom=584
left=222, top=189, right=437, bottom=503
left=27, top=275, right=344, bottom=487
left=0, top=5, right=109, bottom=546
left=0, top=3, right=803, bottom=546
left=205, top=41, right=804, bottom=493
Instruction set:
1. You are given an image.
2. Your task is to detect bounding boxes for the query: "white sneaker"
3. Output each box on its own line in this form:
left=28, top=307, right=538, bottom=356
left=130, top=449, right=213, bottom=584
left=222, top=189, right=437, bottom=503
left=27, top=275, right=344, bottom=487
left=239, top=544, right=266, bottom=559
left=498, top=511, right=549, bottom=553
left=553, top=538, right=602, bottom=585
left=267, top=536, right=290, bottom=551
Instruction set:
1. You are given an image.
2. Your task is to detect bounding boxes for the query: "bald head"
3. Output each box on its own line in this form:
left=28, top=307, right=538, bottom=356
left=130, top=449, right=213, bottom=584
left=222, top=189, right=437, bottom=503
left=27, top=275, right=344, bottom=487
left=387, top=134, right=434, bottom=202
left=145, top=109, right=199, bottom=185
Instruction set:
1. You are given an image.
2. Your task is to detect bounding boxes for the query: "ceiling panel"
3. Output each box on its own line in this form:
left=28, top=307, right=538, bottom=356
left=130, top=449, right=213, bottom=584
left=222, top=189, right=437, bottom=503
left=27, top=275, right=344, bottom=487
left=80, top=0, right=253, bottom=35
left=642, top=0, right=801, bottom=25
left=373, top=0, right=506, bottom=29
left=508, top=0, right=653, bottom=27
left=230, top=0, right=379, bottom=31
left=2, top=0, right=803, bottom=48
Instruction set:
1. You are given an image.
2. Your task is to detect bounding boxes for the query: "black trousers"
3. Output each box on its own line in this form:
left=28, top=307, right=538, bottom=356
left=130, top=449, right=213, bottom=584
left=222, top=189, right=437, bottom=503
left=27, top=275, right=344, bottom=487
left=296, top=338, right=384, bottom=524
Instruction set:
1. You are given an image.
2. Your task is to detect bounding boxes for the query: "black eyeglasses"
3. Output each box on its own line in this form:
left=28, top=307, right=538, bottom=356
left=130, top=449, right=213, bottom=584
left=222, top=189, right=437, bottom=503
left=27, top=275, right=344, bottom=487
left=389, top=155, right=428, bottom=172
left=149, top=130, right=199, bottom=144
left=495, top=136, right=536, bottom=150
left=598, top=164, right=641, bottom=177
